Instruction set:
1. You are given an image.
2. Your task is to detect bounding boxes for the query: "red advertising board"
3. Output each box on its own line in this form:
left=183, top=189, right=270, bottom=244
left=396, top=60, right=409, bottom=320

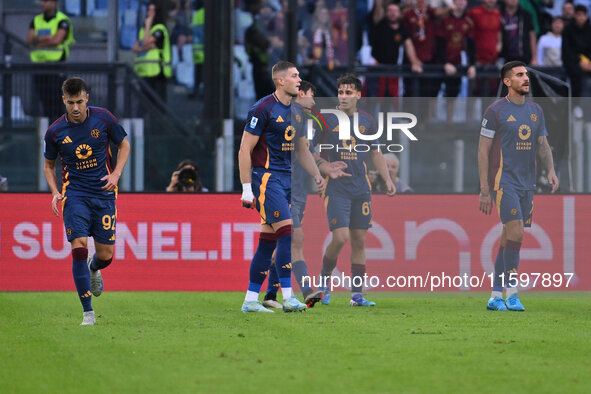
left=0, top=194, right=589, bottom=291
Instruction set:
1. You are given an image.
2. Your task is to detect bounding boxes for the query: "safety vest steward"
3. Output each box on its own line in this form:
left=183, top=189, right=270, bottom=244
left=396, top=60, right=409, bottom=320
left=30, top=11, right=75, bottom=62
left=191, top=9, right=204, bottom=65
left=134, top=24, right=172, bottom=78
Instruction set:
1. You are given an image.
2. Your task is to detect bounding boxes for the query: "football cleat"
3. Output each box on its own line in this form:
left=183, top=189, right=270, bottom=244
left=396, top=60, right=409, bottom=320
left=505, top=294, right=525, bottom=311
left=87, top=256, right=103, bottom=297
left=241, top=301, right=274, bottom=313
left=304, top=289, right=324, bottom=308
left=282, top=297, right=308, bottom=312
left=350, top=296, right=376, bottom=307
left=262, top=299, right=283, bottom=309
left=80, top=310, right=96, bottom=326
left=487, top=297, right=508, bottom=311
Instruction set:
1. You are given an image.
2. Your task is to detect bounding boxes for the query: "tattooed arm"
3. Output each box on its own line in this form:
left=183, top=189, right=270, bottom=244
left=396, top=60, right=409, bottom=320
left=537, top=136, right=559, bottom=193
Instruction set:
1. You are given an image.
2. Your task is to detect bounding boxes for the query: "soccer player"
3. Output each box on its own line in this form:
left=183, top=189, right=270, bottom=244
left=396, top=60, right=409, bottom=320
left=43, top=77, right=130, bottom=325
left=239, top=61, right=325, bottom=313
left=478, top=61, right=558, bottom=311
left=315, top=73, right=396, bottom=307
left=262, top=81, right=347, bottom=309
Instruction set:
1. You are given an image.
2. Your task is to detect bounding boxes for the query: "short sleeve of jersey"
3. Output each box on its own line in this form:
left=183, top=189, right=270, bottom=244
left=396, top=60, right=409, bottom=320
left=244, top=102, right=269, bottom=136
left=480, top=106, right=497, bottom=139
left=58, top=20, right=70, bottom=31
left=537, top=106, right=548, bottom=137
left=44, top=128, right=58, bottom=160
left=104, top=110, right=128, bottom=144
left=292, top=104, right=308, bottom=139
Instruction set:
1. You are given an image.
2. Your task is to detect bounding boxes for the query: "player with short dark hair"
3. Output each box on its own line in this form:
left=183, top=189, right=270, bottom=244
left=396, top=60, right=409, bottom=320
left=315, top=73, right=396, bottom=307
left=478, top=61, right=558, bottom=311
left=238, top=61, right=325, bottom=313
left=43, top=77, right=130, bottom=325
left=263, top=80, right=346, bottom=309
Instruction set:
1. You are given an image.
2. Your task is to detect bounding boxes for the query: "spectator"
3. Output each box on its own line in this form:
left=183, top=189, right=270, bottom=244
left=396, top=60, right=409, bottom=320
left=436, top=0, right=476, bottom=122
left=520, top=0, right=545, bottom=36
left=500, top=0, right=538, bottom=65
left=169, top=0, right=193, bottom=58
left=27, top=0, right=75, bottom=120
left=244, top=0, right=275, bottom=99
left=381, top=153, right=414, bottom=193
left=330, top=0, right=349, bottom=66
left=561, top=5, right=591, bottom=98
left=537, top=16, right=564, bottom=65
left=310, top=6, right=336, bottom=69
left=402, top=0, right=449, bottom=96
left=370, top=0, right=423, bottom=97
left=133, top=2, right=172, bottom=102
left=467, top=0, right=502, bottom=96
left=191, top=5, right=204, bottom=94
left=562, top=0, right=575, bottom=22
left=467, top=0, right=502, bottom=66
left=166, top=159, right=208, bottom=192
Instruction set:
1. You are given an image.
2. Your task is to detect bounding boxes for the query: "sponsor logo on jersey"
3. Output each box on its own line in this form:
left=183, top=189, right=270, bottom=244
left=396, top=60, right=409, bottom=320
left=276, top=115, right=284, bottom=122
left=75, top=144, right=93, bottom=160
left=507, top=115, right=516, bottom=122
left=518, top=124, right=532, bottom=140
left=62, top=136, right=72, bottom=144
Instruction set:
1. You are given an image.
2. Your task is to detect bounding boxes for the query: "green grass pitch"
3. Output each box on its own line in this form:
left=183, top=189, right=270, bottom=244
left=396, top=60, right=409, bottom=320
left=1, top=292, right=590, bottom=393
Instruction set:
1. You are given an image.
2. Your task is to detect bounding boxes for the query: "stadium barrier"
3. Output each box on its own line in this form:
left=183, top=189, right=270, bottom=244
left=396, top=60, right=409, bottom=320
left=0, top=193, right=589, bottom=292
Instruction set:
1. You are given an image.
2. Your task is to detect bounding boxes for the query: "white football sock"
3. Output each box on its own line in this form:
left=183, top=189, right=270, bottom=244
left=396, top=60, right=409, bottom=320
left=244, top=290, right=259, bottom=302
left=281, top=287, right=292, bottom=300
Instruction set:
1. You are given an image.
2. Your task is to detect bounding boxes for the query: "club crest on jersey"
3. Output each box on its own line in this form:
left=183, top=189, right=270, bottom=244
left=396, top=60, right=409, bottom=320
left=250, top=117, right=258, bottom=128
left=75, top=144, right=93, bottom=160
left=91, top=128, right=101, bottom=138
left=530, top=113, right=538, bottom=122
left=518, top=125, right=532, bottom=140
left=67, top=228, right=72, bottom=236
left=511, top=208, right=518, bottom=216
left=273, top=210, right=280, bottom=218
left=295, top=114, right=302, bottom=123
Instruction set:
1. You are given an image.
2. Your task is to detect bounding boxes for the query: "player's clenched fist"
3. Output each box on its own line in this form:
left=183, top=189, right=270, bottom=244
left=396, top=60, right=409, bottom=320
left=241, top=183, right=255, bottom=208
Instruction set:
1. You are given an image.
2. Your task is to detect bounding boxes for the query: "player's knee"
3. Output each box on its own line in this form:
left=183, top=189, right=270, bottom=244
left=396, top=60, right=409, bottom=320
left=95, top=249, right=114, bottom=262
left=332, top=231, right=349, bottom=246
left=506, top=226, right=524, bottom=242
left=292, top=230, right=304, bottom=249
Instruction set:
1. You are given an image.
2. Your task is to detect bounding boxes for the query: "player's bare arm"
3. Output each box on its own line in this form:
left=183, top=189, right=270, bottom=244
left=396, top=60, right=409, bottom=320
left=478, top=135, right=493, bottom=214
left=101, top=137, right=131, bottom=191
left=371, top=149, right=396, bottom=196
left=238, top=131, right=260, bottom=208
left=43, top=158, right=61, bottom=217
left=537, top=135, right=559, bottom=193
left=27, top=27, right=67, bottom=47
left=312, top=152, right=350, bottom=179
left=296, top=137, right=326, bottom=192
